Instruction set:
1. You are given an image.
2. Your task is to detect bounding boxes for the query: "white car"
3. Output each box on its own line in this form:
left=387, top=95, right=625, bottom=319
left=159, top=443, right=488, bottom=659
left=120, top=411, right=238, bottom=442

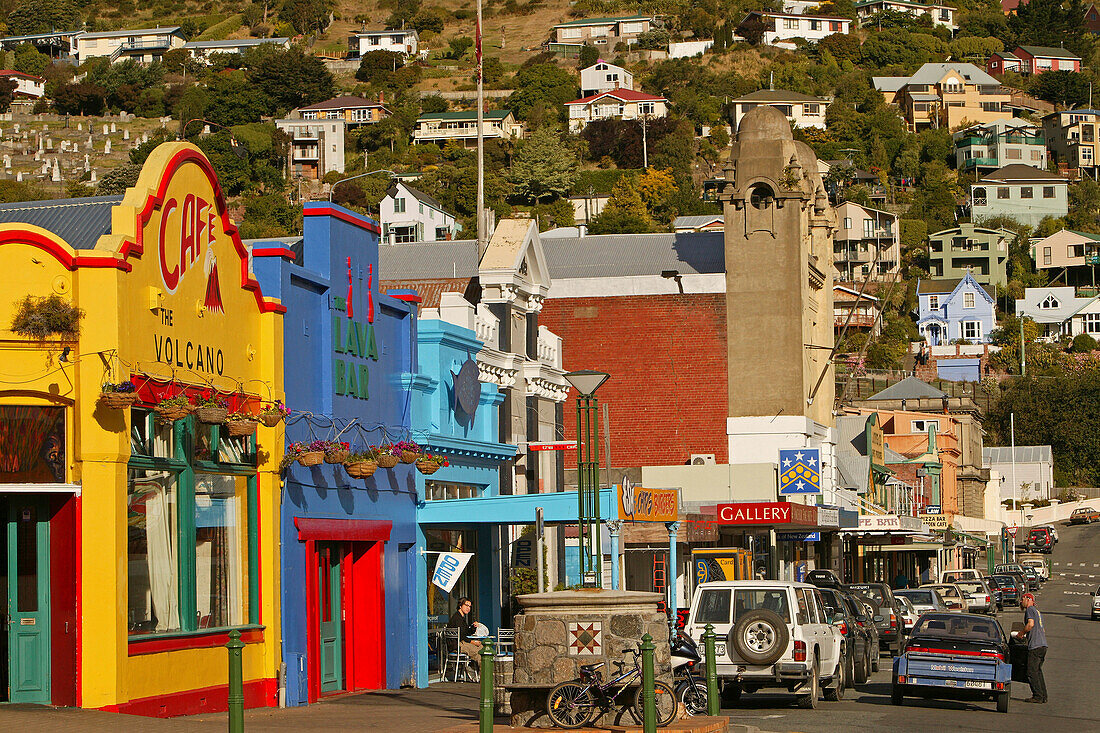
left=940, top=568, right=982, bottom=583
left=1093, top=586, right=1100, bottom=620
left=686, top=581, right=844, bottom=709
left=896, top=595, right=919, bottom=633
left=1019, top=556, right=1050, bottom=581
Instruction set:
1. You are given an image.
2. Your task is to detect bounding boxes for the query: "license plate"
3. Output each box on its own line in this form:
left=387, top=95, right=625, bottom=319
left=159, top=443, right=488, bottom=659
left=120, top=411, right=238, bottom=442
left=714, top=642, right=726, bottom=656
left=964, top=681, right=991, bottom=689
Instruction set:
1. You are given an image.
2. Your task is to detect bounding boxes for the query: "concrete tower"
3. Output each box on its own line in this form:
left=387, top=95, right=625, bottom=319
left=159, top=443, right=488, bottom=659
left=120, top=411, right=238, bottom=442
left=719, top=106, right=839, bottom=496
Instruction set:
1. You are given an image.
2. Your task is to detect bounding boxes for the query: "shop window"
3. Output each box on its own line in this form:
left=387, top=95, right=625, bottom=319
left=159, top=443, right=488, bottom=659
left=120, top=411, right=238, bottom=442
left=131, top=409, right=174, bottom=459
left=194, top=474, right=247, bottom=628
left=127, top=468, right=181, bottom=634
left=0, top=405, right=65, bottom=482
left=424, top=480, right=484, bottom=500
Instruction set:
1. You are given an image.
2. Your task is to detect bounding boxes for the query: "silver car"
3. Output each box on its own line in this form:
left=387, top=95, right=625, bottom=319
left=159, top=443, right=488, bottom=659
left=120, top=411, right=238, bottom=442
left=954, top=579, right=995, bottom=614
left=894, top=588, right=949, bottom=616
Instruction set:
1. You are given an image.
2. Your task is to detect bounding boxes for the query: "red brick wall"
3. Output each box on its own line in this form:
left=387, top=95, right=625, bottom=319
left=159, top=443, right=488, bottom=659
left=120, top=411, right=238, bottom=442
left=540, top=293, right=728, bottom=466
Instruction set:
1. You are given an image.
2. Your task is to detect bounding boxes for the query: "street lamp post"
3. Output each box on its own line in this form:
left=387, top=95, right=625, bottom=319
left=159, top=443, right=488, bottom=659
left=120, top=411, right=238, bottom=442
left=564, top=369, right=610, bottom=588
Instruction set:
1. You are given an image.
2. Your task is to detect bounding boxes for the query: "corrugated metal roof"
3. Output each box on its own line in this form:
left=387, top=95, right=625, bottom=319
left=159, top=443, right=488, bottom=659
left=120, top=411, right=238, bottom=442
left=732, top=89, right=828, bottom=103
left=673, top=214, right=723, bottom=229
left=867, top=376, right=948, bottom=401
left=983, top=445, right=1053, bottom=464
left=183, top=37, right=288, bottom=49
left=0, top=195, right=122, bottom=250
left=378, top=240, right=479, bottom=280
left=543, top=232, right=725, bottom=279
left=910, top=63, right=999, bottom=87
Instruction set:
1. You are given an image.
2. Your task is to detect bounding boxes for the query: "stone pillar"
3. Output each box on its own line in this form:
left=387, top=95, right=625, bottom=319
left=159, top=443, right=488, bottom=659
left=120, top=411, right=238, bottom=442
left=666, top=521, right=680, bottom=620
left=607, top=520, right=621, bottom=590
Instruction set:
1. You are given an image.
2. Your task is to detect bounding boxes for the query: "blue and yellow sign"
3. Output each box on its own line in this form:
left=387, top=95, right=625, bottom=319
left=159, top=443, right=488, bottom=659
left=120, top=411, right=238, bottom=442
left=779, top=448, right=821, bottom=495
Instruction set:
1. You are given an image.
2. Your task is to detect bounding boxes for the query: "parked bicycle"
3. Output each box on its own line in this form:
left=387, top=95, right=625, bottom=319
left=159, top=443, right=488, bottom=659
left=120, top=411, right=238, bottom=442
left=545, top=645, right=677, bottom=729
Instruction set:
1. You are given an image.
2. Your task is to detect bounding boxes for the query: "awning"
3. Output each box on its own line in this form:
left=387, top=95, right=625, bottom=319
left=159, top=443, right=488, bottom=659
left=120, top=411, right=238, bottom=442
left=294, top=517, right=392, bottom=542
left=0, top=482, right=81, bottom=496
left=417, top=487, right=614, bottom=525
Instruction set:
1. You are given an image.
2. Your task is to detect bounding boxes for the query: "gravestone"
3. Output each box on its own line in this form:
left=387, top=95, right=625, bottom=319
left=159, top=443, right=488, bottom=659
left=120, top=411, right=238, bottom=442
left=103, top=124, right=109, bottom=135
left=16, top=171, right=22, bottom=181
left=508, top=590, right=671, bottom=728
left=111, top=122, right=116, bottom=133
left=123, top=128, right=130, bottom=140
left=104, top=140, right=111, bottom=154
left=86, top=136, right=93, bottom=149
left=89, top=169, right=97, bottom=183
left=78, top=123, right=83, bottom=131
left=84, top=153, right=89, bottom=171
left=51, top=161, right=60, bottom=182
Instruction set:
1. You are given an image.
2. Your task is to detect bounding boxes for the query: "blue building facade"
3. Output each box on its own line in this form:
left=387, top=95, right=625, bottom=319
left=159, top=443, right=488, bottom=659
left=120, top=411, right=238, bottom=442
left=251, top=203, right=420, bottom=704
left=916, top=272, right=997, bottom=345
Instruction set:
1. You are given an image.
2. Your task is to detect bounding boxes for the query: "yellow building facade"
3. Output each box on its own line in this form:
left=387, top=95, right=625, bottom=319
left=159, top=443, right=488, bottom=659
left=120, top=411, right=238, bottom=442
left=0, top=142, right=284, bottom=715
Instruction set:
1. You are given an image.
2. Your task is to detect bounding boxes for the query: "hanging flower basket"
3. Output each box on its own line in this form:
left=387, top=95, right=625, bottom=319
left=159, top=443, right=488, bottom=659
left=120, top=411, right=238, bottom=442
left=225, top=416, right=259, bottom=437
left=259, top=401, right=291, bottom=427
left=298, top=451, right=324, bottom=467
left=322, top=441, right=351, bottom=464
left=396, top=440, right=422, bottom=464
left=154, top=394, right=192, bottom=422
left=417, top=454, right=449, bottom=475
left=99, top=381, right=138, bottom=409
left=377, top=446, right=400, bottom=469
left=345, top=457, right=379, bottom=479
left=194, top=405, right=228, bottom=424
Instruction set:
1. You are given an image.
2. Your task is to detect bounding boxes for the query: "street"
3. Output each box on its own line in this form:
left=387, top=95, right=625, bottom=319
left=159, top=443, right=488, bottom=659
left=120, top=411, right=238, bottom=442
left=719, top=520, right=1100, bottom=733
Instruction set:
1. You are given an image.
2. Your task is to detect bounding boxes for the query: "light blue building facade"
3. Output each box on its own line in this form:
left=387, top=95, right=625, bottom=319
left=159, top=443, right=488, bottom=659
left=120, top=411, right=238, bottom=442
left=916, top=273, right=997, bottom=345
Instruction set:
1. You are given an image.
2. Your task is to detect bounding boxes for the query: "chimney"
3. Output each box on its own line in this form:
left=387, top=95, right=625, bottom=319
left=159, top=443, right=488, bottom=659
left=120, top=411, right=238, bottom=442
left=379, top=90, right=385, bottom=105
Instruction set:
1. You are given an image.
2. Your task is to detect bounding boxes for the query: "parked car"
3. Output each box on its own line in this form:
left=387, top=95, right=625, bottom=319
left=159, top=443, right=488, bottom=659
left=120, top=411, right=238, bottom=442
left=1070, top=507, right=1100, bottom=524
left=990, top=574, right=1023, bottom=607
left=896, top=595, right=919, bottom=633
left=844, top=583, right=903, bottom=655
left=1019, top=567, right=1041, bottom=592
left=892, top=613, right=1013, bottom=713
left=921, top=584, right=969, bottom=612
left=1025, top=527, right=1056, bottom=554
left=685, top=581, right=844, bottom=708
left=954, top=579, right=995, bottom=615
left=817, top=587, right=871, bottom=685
left=1093, top=586, right=1100, bottom=620
left=994, top=563, right=1025, bottom=576
left=895, top=588, right=949, bottom=615
left=849, top=594, right=882, bottom=672
left=1018, top=555, right=1049, bottom=581
left=940, top=569, right=982, bottom=583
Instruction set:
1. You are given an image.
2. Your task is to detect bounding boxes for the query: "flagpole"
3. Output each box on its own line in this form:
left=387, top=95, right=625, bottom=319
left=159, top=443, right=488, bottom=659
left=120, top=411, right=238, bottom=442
left=476, top=0, right=485, bottom=258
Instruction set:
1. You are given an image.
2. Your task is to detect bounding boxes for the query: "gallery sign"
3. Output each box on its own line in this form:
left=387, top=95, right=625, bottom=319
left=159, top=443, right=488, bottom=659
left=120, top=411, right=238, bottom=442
left=715, top=501, right=818, bottom=527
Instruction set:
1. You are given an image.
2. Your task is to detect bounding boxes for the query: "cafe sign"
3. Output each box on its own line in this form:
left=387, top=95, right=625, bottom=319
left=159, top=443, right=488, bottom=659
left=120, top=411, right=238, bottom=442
left=618, top=478, right=678, bottom=522
left=921, top=513, right=949, bottom=531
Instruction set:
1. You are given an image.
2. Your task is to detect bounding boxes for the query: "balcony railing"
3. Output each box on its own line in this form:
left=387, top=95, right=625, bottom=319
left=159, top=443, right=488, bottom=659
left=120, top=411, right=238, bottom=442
left=1005, top=134, right=1044, bottom=144
left=536, top=326, right=562, bottom=369
left=962, top=157, right=998, bottom=169
left=834, top=313, right=876, bottom=328
left=474, top=305, right=499, bottom=350
left=414, top=124, right=507, bottom=140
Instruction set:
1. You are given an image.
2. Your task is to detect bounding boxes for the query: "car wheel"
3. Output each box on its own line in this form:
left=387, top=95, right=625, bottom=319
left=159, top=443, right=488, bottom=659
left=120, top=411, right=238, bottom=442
left=727, top=609, right=790, bottom=666
left=824, top=655, right=847, bottom=701
left=796, top=659, right=820, bottom=709
left=891, top=684, right=904, bottom=706
left=855, top=649, right=869, bottom=684
left=720, top=682, right=742, bottom=705
left=997, top=690, right=1010, bottom=713
left=872, top=648, right=880, bottom=672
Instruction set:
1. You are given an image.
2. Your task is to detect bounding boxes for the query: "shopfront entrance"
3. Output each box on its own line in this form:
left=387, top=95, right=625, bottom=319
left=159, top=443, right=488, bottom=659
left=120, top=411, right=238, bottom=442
left=317, top=543, right=345, bottom=694
left=2, top=495, right=50, bottom=704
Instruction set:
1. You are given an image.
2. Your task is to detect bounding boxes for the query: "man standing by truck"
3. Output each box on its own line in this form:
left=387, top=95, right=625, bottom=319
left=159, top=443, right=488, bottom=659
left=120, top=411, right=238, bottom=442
left=1020, top=593, right=1048, bottom=703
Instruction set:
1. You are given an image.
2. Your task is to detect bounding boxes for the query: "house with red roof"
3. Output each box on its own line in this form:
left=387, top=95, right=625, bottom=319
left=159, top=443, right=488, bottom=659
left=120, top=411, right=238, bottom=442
left=0, top=70, right=44, bottom=98
left=987, top=45, right=1081, bottom=76
left=565, top=88, right=669, bottom=132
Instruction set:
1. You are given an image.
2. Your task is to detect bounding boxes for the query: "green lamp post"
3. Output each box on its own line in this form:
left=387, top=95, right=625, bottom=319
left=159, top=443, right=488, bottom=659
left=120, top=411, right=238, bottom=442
left=564, top=369, right=610, bottom=588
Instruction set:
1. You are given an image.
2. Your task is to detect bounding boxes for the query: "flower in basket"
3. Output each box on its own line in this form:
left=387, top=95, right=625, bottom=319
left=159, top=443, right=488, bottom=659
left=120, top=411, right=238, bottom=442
left=425, top=454, right=449, bottom=467
left=415, top=452, right=449, bottom=475
left=195, top=395, right=227, bottom=408
left=259, top=400, right=291, bottom=426
left=344, top=449, right=381, bottom=479
left=98, top=380, right=138, bottom=408
left=153, top=393, right=192, bottom=422
left=101, top=381, right=137, bottom=393
left=393, top=440, right=422, bottom=463
left=279, top=441, right=310, bottom=472
left=225, top=410, right=256, bottom=422
left=158, top=393, right=191, bottom=409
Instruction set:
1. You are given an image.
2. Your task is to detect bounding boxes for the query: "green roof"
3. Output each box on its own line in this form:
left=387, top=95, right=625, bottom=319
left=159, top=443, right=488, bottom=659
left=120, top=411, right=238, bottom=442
left=417, top=110, right=512, bottom=121
left=1068, top=230, right=1100, bottom=242
left=553, top=15, right=651, bottom=28
left=854, top=0, right=954, bottom=7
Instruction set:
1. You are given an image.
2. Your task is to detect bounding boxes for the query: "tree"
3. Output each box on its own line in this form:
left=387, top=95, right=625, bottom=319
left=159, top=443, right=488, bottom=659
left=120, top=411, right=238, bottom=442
left=1030, top=70, right=1091, bottom=108
left=0, top=78, right=16, bottom=114
left=949, top=36, right=1003, bottom=63
left=411, top=7, right=447, bottom=33
left=816, top=33, right=862, bottom=64
left=507, top=64, right=579, bottom=120
left=249, top=47, right=336, bottom=114
left=6, top=0, right=80, bottom=35
left=508, top=126, right=578, bottom=204
left=1067, top=176, right=1100, bottom=232
left=12, top=43, right=48, bottom=76
left=1072, top=333, right=1098, bottom=353
left=635, top=28, right=671, bottom=50
left=1010, top=0, right=1089, bottom=56
left=53, top=82, right=106, bottom=115
left=737, top=15, right=768, bottom=45
left=447, top=36, right=473, bottom=59
left=579, top=44, right=598, bottom=68
left=588, top=177, right=658, bottom=234
left=277, top=0, right=333, bottom=34
left=95, top=163, right=141, bottom=195
left=356, top=50, right=420, bottom=93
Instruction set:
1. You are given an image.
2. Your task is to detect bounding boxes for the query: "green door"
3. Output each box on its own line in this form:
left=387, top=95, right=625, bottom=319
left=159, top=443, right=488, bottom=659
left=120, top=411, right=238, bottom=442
left=6, top=497, right=51, bottom=704
left=318, top=543, right=344, bottom=694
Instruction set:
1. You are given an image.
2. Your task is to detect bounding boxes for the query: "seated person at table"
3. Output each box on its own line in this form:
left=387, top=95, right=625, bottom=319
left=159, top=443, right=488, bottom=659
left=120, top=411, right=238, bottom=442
left=448, top=597, right=482, bottom=666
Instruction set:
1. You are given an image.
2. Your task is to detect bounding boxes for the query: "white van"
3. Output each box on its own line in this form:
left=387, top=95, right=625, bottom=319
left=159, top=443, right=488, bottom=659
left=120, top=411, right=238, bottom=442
left=939, top=568, right=982, bottom=583
left=685, top=580, right=844, bottom=709
left=1019, top=555, right=1049, bottom=581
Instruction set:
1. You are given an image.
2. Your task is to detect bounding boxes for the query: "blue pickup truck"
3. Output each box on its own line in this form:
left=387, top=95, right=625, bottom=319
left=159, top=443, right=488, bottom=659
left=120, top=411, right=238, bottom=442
left=892, top=612, right=1014, bottom=713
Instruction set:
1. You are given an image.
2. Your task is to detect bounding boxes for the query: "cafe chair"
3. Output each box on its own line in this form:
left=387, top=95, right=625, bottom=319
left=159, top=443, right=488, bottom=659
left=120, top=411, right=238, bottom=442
left=495, top=628, right=515, bottom=656
left=441, top=628, right=478, bottom=682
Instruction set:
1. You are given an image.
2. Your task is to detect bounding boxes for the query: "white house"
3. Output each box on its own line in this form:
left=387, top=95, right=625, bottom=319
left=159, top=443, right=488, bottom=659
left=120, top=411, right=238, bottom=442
left=183, top=37, right=290, bottom=62
left=580, top=61, right=633, bottom=97
left=564, top=88, right=669, bottom=133
left=736, top=12, right=852, bottom=49
left=854, top=0, right=957, bottom=31
left=983, top=446, right=1054, bottom=502
left=380, top=182, right=460, bottom=244
left=71, top=27, right=186, bottom=63
left=730, top=89, right=831, bottom=131
left=274, top=119, right=345, bottom=180
left=971, top=164, right=1068, bottom=228
left=1015, top=286, right=1100, bottom=340
left=413, top=110, right=524, bottom=146
left=349, top=29, right=421, bottom=58
left=0, top=70, right=44, bottom=98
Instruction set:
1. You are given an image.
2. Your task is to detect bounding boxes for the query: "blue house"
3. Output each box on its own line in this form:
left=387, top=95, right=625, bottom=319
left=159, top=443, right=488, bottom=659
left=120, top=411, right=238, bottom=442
left=250, top=203, right=420, bottom=704
left=916, top=273, right=997, bottom=345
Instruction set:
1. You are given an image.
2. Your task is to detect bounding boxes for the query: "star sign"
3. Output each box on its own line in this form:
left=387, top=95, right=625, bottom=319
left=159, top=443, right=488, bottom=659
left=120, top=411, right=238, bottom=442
left=796, top=480, right=806, bottom=491
left=783, top=457, right=792, bottom=467
left=807, top=456, right=817, bottom=467
left=794, top=451, right=804, bottom=462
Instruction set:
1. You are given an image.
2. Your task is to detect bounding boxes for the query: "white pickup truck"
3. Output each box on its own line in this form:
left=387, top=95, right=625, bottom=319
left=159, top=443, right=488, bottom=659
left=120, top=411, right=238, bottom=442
left=685, top=580, right=844, bottom=709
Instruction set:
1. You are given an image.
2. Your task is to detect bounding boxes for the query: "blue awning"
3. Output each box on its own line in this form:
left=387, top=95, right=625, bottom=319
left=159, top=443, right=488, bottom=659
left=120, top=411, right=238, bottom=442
left=418, top=487, right=614, bottom=525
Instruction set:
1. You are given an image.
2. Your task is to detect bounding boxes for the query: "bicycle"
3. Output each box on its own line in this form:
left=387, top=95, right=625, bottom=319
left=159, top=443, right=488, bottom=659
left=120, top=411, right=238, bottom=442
left=545, top=646, right=677, bottom=729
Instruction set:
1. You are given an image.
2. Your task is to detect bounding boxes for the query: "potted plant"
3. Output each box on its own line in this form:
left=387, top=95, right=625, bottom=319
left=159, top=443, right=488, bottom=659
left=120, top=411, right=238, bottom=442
left=376, top=444, right=400, bottom=469
left=11, top=293, right=84, bottom=340
left=225, top=410, right=259, bottom=437
left=258, top=400, right=290, bottom=427
left=287, top=440, right=324, bottom=467
left=395, top=440, right=422, bottom=464
left=322, top=440, right=351, bottom=464
left=416, top=453, right=449, bottom=475
left=344, top=448, right=380, bottom=479
left=154, top=393, right=192, bottom=422
left=194, top=396, right=228, bottom=424
left=99, top=380, right=138, bottom=408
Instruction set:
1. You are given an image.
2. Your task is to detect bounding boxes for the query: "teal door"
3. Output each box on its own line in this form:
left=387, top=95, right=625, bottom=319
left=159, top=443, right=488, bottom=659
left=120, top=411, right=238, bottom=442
left=318, top=543, right=344, bottom=694
left=5, top=497, right=51, bottom=704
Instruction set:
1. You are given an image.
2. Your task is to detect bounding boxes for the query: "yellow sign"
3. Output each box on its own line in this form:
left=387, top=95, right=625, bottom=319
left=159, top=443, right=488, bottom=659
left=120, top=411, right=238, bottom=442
left=921, top=513, right=949, bottom=531
left=618, top=478, right=678, bottom=522
left=102, top=143, right=284, bottom=387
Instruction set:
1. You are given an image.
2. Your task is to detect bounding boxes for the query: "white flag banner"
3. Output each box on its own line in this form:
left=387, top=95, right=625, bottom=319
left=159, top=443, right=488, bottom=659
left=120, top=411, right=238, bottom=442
left=432, top=552, right=474, bottom=593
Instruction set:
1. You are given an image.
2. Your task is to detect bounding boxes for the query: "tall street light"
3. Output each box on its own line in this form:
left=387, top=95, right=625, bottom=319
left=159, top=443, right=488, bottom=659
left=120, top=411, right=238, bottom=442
left=564, top=369, right=609, bottom=588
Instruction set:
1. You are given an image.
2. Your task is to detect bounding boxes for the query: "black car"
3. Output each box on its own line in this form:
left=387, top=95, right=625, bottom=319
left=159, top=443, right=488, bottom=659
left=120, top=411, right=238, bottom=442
left=818, top=587, right=872, bottom=685
left=845, top=583, right=904, bottom=654
left=850, top=594, right=882, bottom=672
left=990, top=574, right=1021, bottom=606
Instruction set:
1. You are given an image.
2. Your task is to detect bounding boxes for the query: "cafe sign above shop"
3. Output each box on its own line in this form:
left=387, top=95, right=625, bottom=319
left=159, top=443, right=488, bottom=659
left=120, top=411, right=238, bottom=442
left=618, top=478, right=679, bottom=522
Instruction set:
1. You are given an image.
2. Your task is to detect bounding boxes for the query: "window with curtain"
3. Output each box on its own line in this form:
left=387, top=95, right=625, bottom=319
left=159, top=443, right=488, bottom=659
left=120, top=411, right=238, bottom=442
left=194, top=473, right=247, bottom=629
left=127, top=468, right=181, bottom=634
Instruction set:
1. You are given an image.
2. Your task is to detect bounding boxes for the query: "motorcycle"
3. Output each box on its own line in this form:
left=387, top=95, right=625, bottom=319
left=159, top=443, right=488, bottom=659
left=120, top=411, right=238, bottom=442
left=671, top=630, right=708, bottom=716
